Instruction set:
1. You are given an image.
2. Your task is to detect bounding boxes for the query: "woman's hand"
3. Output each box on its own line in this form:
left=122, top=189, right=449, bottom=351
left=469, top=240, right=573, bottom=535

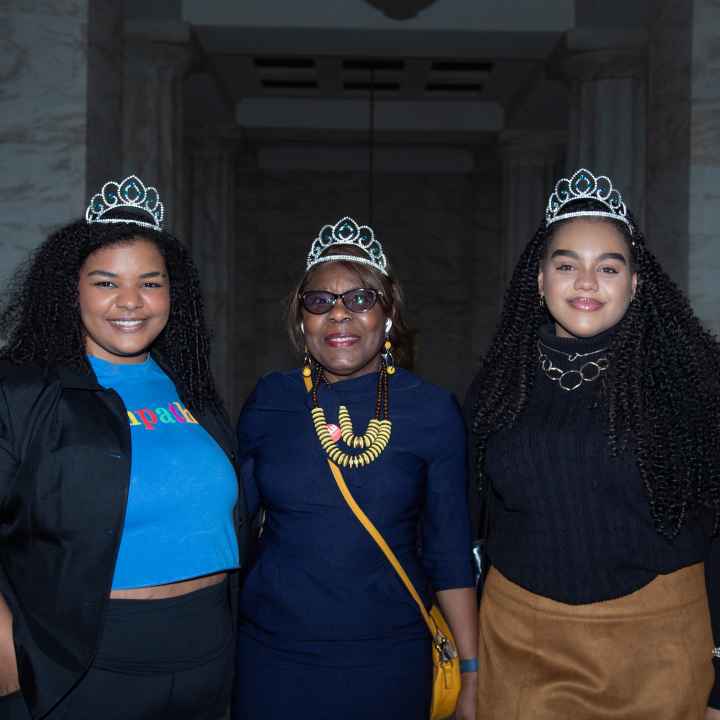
left=454, top=672, right=477, bottom=720
left=705, top=708, right=720, bottom=720
left=0, top=594, right=19, bottom=696
left=434, top=588, right=478, bottom=720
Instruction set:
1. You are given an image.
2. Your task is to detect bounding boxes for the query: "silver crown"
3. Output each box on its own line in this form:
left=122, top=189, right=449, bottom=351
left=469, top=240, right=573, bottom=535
left=546, top=169, right=631, bottom=230
left=86, top=175, right=164, bottom=230
left=307, top=217, right=388, bottom=275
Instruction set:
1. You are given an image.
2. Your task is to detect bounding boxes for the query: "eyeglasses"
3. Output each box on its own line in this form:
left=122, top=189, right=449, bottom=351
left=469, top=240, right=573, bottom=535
left=300, top=288, right=382, bottom=314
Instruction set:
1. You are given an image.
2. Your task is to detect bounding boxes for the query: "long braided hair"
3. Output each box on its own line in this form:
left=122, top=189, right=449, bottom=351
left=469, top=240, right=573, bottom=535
left=471, top=199, right=720, bottom=539
left=0, top=220, right=222, bottom=413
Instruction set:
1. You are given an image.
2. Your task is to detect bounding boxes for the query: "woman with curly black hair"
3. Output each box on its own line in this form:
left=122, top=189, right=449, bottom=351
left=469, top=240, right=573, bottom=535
left=466, top=169, right=720, bottom=719
left=0, top=176, right=246, bottom=720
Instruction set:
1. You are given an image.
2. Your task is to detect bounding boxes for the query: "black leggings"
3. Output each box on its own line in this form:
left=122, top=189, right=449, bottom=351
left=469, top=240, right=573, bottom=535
left=2, top=580, right=233, bottom=720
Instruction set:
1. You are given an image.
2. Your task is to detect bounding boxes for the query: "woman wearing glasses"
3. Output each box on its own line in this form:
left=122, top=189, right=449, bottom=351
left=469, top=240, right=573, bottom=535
left=232, top=218, right=477, bottom=720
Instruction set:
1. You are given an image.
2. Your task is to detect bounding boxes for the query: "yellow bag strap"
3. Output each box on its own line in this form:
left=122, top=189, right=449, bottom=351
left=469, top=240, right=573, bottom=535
left=304, top=374, right=437, bottom=639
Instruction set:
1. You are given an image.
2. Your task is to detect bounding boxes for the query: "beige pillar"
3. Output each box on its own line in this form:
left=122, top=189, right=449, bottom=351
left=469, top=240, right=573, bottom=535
left=499, top=131, right=566, bottom=284
left=188, top=138, right=244, bottom=416
left=559, top=47, right=647, bottom=225
left=0, top=0, right=123, bottom=290
left=647, top=0, right=720, bottom=335
left=123, top=36, right=192, bottom=239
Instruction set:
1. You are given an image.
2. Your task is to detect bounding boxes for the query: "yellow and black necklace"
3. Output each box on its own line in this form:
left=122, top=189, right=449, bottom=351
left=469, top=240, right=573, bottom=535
left=306, top=359, right=392, bottom=469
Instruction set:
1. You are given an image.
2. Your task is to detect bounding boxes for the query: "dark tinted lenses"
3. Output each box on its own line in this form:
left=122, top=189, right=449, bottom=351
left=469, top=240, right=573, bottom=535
left=300, top=288, right=379, bottom=314
left=301, top=291, right=336, bottom=314
left=343, top=288, right=378, bottom=312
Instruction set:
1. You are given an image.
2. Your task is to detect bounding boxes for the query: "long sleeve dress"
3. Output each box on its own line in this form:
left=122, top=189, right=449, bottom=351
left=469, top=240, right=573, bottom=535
left=232, top=368, right=474, bottom=720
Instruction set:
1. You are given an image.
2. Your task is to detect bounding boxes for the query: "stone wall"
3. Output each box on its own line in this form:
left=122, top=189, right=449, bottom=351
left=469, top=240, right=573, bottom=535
left=687, top=0, right=720, bottom=336
left=646, top=0, right=693, bottom=289
left=646, top=0, right=720, bottom=335
left=0, top=1, right=122, bottom=293
left=232, top=160, right=503, bottom=409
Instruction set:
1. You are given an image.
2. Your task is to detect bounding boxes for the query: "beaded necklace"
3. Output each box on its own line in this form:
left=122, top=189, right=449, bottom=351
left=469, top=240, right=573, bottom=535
left=309, top=363, right=392, bottom=468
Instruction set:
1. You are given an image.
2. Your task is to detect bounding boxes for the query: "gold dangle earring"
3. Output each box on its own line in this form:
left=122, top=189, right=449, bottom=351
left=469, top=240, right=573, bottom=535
left=302, top=348, right=313, bottom=378
left=301, top=318, right=313, bottom=378
left=383, top=339, right=396, bottom=375
left=383, top=318, right=396, bottom=375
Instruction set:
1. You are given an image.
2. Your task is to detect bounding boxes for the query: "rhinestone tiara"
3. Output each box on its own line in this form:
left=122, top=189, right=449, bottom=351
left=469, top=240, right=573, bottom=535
left=85, top=174, right=164, bottom=231
left=307, top=217, right=388, bottom=275
left=545, top=168, right=632, bottom=231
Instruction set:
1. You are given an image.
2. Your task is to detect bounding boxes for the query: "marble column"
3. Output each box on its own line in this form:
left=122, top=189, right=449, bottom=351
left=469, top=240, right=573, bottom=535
left=499, top=131, right=566, bottom=285
left=123, top=37, right=192, bottom=240
left=470, top=152, right=504, bottom=366
left=189, top=138, right=245, bottom=417
left=0, top=0, right=122, bottom=292
left=687, top=0, right=720, bottom=336
left=647, top=0, right=720, bottom=335
left=560, top=48, right=647, bottom=224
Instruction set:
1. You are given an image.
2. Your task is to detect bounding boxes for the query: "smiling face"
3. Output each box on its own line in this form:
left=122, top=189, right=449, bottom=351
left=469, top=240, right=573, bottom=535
left=78, top=239, right=170, bottom=364
left=538, top=219, right=637, bottom=339
left=301, top=261, right=387, bottom=383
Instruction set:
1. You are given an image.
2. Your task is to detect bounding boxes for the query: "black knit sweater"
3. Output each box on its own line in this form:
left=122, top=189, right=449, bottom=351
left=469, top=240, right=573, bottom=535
left=484, top=325, right=708, bottom=604
left=467, top=325, right=720, bottom=706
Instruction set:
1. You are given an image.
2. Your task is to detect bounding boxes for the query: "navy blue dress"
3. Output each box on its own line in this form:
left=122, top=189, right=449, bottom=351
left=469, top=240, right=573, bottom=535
left=232, top=369, right=473, bottom=720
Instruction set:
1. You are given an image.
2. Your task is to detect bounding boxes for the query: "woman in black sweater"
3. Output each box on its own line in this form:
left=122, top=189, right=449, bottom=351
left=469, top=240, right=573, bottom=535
left=467, top=169, right=720, bottom=719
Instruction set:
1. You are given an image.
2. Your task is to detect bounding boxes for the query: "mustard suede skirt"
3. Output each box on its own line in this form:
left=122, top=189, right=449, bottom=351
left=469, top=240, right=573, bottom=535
left=478, top=564, right=714, bottom=720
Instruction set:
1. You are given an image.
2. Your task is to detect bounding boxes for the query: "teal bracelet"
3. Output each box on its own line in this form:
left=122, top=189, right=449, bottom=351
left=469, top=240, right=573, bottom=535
left=460, top=657, right=478, bottom=673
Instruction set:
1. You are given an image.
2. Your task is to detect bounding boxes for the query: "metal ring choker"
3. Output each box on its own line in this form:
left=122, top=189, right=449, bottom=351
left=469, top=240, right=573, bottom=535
left=537, top=339, right=609, bottom=392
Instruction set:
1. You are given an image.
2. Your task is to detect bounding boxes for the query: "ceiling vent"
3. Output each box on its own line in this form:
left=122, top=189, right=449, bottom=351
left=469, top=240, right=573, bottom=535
left=254, top=57, right=315, bottom=69
left=343, top=59, right=405, bottom=71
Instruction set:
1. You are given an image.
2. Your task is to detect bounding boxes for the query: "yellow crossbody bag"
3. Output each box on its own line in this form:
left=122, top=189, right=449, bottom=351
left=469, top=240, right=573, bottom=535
left=325, top=461, right=461, bottom=720
left=303, top=374, right=461, bottom=718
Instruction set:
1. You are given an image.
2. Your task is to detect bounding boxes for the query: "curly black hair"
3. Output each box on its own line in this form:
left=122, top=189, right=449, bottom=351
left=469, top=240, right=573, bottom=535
left=470, top=199, right=720, bottom=539
left=0, top=220, right=222, bottom=413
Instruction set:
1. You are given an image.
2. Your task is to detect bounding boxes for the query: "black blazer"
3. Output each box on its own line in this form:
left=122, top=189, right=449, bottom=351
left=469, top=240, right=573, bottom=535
left=0, top=360, right=247, bottom=719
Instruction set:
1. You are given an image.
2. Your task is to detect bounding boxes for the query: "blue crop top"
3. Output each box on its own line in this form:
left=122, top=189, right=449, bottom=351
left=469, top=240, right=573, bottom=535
left=89, top=355, right=239, bottom=589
